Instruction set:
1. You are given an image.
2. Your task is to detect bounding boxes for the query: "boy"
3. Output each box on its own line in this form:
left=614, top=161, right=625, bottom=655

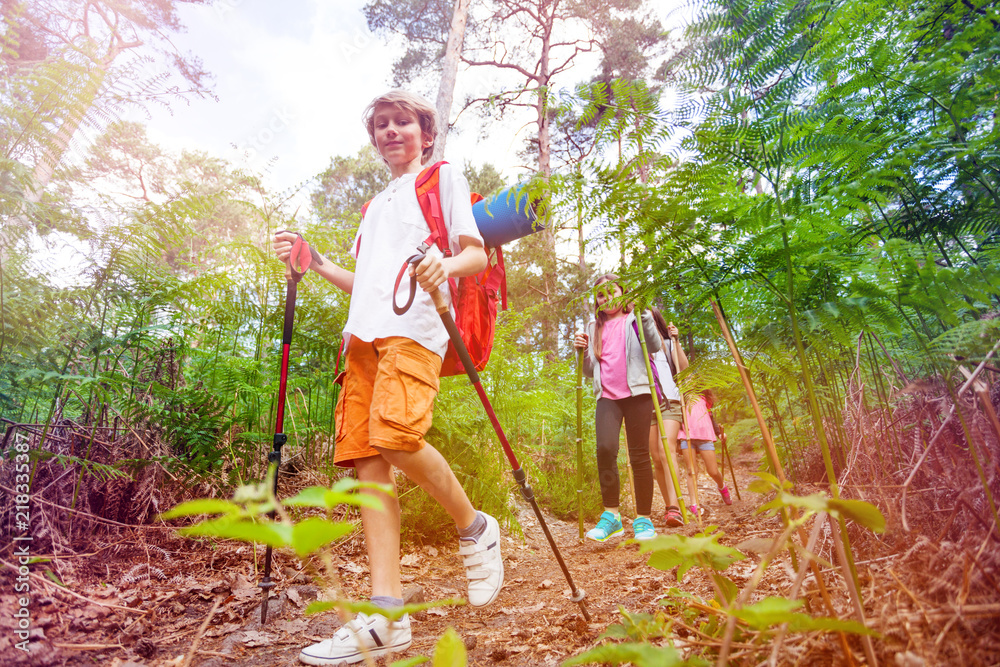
left=273, top=90, right=503, bottom=666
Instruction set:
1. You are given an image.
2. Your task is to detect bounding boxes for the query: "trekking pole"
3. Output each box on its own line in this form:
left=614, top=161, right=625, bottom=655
left=669, top=324, right=702, bottom=525
left=634, top=314, right=687, bottom=522
left=401, top=251, right=590, bottom=621
left=719, top=427, right=742, bottom=501
left=575, top=348, right=585, bottom=542
left=259, top=233, right=322, bottom=625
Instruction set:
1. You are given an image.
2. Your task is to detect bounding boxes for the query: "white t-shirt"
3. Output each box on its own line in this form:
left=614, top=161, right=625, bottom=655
left=652, top=341, right=681, bottom=402
left=345, top=163, right=483, bottom=359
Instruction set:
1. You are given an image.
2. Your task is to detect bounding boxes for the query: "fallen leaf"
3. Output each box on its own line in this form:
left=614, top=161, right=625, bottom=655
left=426, top=608, right=448, bottom=617
left=240, top=630, right=275, bottom=647
left=400, top=554, right=421, bottom=568
left=538, top=579, right=553, bottom=590
left=205, top=622, right=241, bottom=638
left=286, top=588, right=302, bottom=606
left=340, top=562, right=364, bottom=574
left=275, top=619, right=309, bottom=634
left=233, top=586, right=258, bottom=601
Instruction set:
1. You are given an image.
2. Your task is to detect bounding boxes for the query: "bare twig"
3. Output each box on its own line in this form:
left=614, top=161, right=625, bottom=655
left=0, top=559, right=147, bottom=615
left=901, top=339, right=1000, bottom=531
left=769, top=512, right=828, bottom=666
left=829, top=515, right=878, bottom=667
left=182, top=595, right=224, bottom=667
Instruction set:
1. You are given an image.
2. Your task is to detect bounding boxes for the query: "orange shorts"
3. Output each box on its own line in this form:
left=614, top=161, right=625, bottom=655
left=334, top=336, right=442, bottom=467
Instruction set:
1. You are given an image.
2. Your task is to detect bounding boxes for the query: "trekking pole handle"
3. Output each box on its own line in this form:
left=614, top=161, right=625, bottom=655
left=278, top=231, right=324, bottom=283
left=396, top=249, right=450, bottom=315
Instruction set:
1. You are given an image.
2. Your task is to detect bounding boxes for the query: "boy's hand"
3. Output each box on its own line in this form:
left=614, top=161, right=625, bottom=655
left=574, top=332, right=589, bottom=350
left=272, top=231, right=300, bottom=280
left=272, top=231, right=299, bottom=262
left=411, top=253, right=447, bottom=293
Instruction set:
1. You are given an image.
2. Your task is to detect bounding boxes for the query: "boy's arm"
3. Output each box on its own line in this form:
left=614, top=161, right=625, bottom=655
left=310, top=257, right=355, bottom=294
left=273, top=231, right=354, bottom=293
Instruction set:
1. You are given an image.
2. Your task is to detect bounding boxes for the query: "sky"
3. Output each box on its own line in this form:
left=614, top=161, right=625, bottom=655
left=138, top=0, right=543, bottom=204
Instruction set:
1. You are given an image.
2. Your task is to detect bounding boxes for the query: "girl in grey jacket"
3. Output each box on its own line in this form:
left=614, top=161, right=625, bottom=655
left=574, top=274, right=661, bottom=542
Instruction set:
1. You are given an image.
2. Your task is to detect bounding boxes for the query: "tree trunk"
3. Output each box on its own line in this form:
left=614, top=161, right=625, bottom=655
left=536, top=4, right=559, bottom=356
left=432, top=0, right=472, bottom=162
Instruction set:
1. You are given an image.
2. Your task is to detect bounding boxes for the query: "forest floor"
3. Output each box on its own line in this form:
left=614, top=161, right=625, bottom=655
left=0, top=444, right=994, bottom=666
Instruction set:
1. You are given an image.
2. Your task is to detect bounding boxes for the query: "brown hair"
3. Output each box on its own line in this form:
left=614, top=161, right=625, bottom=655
left=650, top=308, right=670, bottom=342
left=591, top=273, right=633, bottom=359
left=362, top=90, right=438, bottom=164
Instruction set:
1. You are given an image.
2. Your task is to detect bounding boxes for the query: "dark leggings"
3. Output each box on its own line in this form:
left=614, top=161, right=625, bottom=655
left=595, top=395, right=654, bottom=516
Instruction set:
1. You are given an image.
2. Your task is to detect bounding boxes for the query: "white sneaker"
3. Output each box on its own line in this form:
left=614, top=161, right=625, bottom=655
left=298, top=612, right=411, bottom=665
left=459, top=512, right=504, bottom=606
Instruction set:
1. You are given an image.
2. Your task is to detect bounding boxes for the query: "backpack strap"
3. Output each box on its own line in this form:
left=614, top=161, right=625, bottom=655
left=356, top=198, right=373, bottom=257
left=495, top=246, right=507, bottom=310
left=415, top=161, right=449, bottom=255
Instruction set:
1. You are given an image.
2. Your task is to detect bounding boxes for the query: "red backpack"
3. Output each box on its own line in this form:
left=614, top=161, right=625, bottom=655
left=361, top=161, right=507, bottom=377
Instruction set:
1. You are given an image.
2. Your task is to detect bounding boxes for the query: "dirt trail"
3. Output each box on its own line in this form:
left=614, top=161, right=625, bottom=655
left=0, top=450, right=815, bottom=666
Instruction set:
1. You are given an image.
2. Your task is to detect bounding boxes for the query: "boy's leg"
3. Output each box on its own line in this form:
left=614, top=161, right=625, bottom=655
left=354, top=454, right=402, bottom=599
left=374, top=444, right=476, bottom=529
left=362, top=336, right=501, bottom=608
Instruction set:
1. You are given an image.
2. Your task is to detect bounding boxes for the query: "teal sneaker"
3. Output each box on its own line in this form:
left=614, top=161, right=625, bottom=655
left=586, top=511, right=624, bottom=542
left=632, top=516, right=656, bottom=541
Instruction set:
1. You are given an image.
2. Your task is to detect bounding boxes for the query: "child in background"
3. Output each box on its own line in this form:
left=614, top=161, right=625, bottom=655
left=273, top=90, right=503, bottom=666
left=678, top=390, right=732, bottom=517
left=647, top=309, right=689, bottom=528
left=574, top=274, right=661, bottom=542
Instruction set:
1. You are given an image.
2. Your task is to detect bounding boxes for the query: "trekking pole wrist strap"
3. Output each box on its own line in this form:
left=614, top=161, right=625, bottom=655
left=280, top=230, right=324, bottom=282
left=393, top=248, right=429, bottom=315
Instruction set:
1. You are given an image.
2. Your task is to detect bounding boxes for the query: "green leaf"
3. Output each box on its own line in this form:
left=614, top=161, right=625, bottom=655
left=714, top=575, right=738, bottom=605
left=290, top=517, right=354, bottom=557
left=43, top=570, right=65, bottom=586
left=390, top=658, right=430, bottom=667
left=828, top=499, right=886, bottom=533
left=304, top=601, right=339, bottom=616
left=562, top=642, right=695, bottom=666
left=284, top=485, right=385, bottom=511
left=179, top=517, right=292, bottom=547
left=731, top=597, right=805, bottom=628
left=432, top=627, right=467, bottom=666
left=641, top=532, right=744, bottom=579
left=160, top=498, right=243, bottom=519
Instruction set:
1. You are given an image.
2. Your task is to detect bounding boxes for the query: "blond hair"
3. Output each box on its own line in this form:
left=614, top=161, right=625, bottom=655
left=362, top=90, right=438, bottom=164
